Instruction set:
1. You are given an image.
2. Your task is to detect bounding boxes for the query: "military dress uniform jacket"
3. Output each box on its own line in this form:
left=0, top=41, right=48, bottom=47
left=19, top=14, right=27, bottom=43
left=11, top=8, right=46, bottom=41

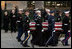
left=34, top=16, right=43, bottom=31
left=17, top=13, right=23, bottom=28
left=45, top=14, right=50, bottom=21
left=24, top=15, right=30, bottom=31
left=56, top=15, right=61, bottom=22
left=62, top=16, right=70, bottom=31
left=42, top=11, right=47, bottom=21
left=48, top=15, right=55, bottom=31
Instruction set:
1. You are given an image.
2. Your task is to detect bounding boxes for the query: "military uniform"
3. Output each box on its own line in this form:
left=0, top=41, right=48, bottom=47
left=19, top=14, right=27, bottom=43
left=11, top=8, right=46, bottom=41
left=45, top=11, right=57, bottom=46
left=62, top=16, right=70, bottom=32
left=21, top=15, right=30, bottom=47
left=42, top=10, right=47, bottom=22
left=61, top=11, right=70, bottom=46
left=45, top=14, right=50, bottom=22
left=44, top=9, right=50, bottom=22
left=32, top=11, right=43, bottom=46
left=54, top=12, right=62, bottom=44
left=16, top=13, right=23, bottom=42
left=55, top=14, right=61, bottom=22
left=33, top=13, right=37, bottom=20
left=55, top=14, right=62, bottom=43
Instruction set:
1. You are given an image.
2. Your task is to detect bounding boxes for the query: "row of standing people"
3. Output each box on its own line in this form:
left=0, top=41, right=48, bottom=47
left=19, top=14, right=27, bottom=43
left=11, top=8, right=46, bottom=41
left=3, top=10, right=17, bottom=33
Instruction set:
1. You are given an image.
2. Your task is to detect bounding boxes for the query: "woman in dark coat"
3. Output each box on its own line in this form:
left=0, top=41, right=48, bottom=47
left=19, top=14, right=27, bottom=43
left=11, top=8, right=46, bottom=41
left=10, top=9, right=17, bottom=33
left=3, top=11, right=10, bottom=32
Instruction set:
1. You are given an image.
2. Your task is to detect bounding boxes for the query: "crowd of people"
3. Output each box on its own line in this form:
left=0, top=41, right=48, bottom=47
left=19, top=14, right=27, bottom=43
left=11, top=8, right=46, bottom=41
left=1, top=6, right=71, bottom=47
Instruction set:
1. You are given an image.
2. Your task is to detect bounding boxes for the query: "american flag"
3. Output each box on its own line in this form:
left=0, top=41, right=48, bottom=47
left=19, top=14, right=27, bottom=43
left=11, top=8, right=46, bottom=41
left=29, top=22, right=63, bottom=31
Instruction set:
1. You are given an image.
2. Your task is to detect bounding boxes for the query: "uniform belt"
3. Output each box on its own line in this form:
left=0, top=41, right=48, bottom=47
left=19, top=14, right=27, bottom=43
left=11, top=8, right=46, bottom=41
left=36, top=24, right=40, bottom=25
left=68, top=30, right=70, bottom=32
left=64, top=24, right=68, bottom=25
left=17, top=21, right=20, bottom=22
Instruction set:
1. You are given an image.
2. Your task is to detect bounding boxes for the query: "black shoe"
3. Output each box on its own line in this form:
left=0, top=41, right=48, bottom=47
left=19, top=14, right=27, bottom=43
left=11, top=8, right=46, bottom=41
left=25, top=45, right=30, bottom=47
left=16, top=37, right=21, bottom=42
left=14, top=31, right=16, bottom=33
left=16, top=37, right=18, bottom=39
left=45, top=45, right=48, bottom=47
left=5, top=30, right=8, bottom=33
left=22, top=44, right=30, bottom=47
left=20, top=41, right=23, bottom=45
left=11, top=31, right=13, bottom=33
left=61, top=41, right=65, bottom=46
left=21, top=41, right=30, bottom=47
left=18, top=39, right=21, bottom=42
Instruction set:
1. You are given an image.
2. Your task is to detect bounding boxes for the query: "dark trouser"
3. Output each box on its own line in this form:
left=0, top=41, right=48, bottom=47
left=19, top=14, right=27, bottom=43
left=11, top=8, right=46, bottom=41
left=62, top=25, right=71, bottom=45
left=36, top=30, right=43, bottom=45
left=55, top=31, right=61, bottom=44
left=32, top=31, right=42, bottom=45
left=42, top=30, right=50, bottom=45
left=31, top=24, right=42, bottom=45
left=46, top=31, right=56, bottom=45
left=33, top=24, right=42, bottom=45
left=62, top=30, right=71, bottom=45
left=31, top=31, right=37, bottom=44
left=17, top=27, right=23, bottom=39
left=3, top=23, right=9, bottom=32
left=23, top=30, right=28, bottom=45
left=11, top=23, right=16, bottom=32
left=45, top=26, right=56, bottom=45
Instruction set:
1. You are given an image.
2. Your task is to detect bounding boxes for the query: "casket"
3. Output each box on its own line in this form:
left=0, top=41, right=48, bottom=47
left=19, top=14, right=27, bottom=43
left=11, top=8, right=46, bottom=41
left=29, top=22, right=63, bottom=31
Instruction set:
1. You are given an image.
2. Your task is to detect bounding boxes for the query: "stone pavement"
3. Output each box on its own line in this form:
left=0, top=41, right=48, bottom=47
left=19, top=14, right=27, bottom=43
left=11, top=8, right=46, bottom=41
left=1, top=30, right=71, bottom=48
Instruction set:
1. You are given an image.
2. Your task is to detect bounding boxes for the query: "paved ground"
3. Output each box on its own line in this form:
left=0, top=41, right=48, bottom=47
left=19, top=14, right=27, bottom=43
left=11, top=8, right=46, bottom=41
left=1, top=30, right=71, bottom=48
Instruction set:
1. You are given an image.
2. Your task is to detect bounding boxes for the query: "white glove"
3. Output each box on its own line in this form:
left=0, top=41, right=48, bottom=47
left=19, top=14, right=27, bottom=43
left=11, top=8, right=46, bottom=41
left=53, top=30, right=55, bottom=32
left=28, top=30, right=30, bottom=34
left=13, top=15, right=16, bottom=17
left=42, top=29, right=44, bottom=32
left=37, top=24, right=40, bottom=25
left=17, top=20, right=20, bottom=22
left=27, top=20, right=29, bottom=22
left=68, top=30, right=70, bottom=32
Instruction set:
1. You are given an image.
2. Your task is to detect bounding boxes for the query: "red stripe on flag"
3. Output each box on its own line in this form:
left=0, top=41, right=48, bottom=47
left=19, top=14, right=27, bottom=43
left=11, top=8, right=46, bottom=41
left=55, top=26, right=62, bottom=28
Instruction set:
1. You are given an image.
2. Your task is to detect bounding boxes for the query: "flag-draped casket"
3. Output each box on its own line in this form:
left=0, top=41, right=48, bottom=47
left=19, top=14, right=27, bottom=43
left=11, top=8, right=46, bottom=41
left=30, top=22, right=63, bottom=46
left=29, top=22, right=63, bottom=31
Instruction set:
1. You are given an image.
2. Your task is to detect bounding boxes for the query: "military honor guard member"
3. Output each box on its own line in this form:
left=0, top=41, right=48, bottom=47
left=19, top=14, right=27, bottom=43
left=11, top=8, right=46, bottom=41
left=61, top=11, right=71, bottom=46
left=21, top=10, right=30, bottom=47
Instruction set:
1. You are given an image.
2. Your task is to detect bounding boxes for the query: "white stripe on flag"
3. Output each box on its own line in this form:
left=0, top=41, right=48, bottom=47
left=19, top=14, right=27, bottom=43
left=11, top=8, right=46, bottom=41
left=55, top=25, right=62, bottom=26
left=55, top=28, right=62, bottom=30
